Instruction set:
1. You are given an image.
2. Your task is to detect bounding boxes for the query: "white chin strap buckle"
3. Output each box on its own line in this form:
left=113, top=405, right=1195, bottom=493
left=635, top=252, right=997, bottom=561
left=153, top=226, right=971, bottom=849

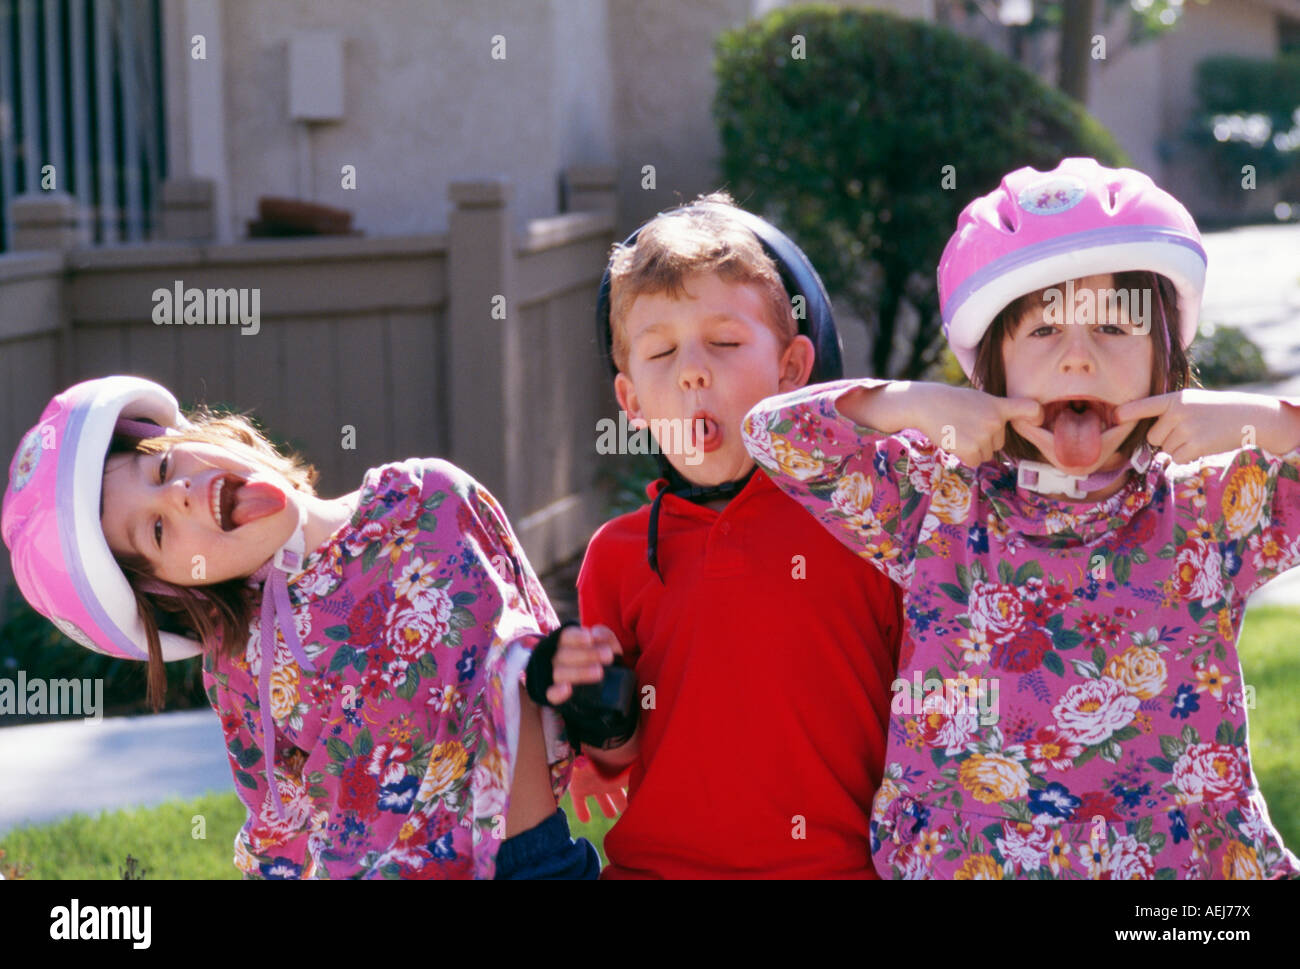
left=1017, top=444, right=1155, bottom=499
left=270, top=498, right=308, bottom=574
left=273, top=541, right=305, bottom=573
left=1017, top=461, right=1086, bottom=498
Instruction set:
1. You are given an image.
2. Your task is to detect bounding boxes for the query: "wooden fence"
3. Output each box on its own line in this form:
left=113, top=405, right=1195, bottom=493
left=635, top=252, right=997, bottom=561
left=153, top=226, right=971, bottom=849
left=0, top=177, right=617, bottom=623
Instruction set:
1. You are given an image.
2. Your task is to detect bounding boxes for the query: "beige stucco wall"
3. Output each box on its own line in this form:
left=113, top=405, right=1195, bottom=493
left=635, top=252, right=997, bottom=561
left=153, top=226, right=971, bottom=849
left=1156, top=0, right=1281, bottom=218
left=605, top=0, right=752, bottom=235
left=166, top=0, right=949, bottom=242
left=1157, top=0, right=1278, bottom=132
left=1086, top=9, right=1165, bottom=179
left=169, top=0, right=1287, bottom=239
left=204, top=0, right=614, bottom=238
left=1084, top=2, right=1281, bottom=218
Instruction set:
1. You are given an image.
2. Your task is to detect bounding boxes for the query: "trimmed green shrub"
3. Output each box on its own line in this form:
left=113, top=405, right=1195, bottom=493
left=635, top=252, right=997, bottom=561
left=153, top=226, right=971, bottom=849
left=0, top=582, right=208, bottom=725
left=1188, top=324, right=1274, bottom=388
left=1190, top=55, right=1300, bottom=188
left=1197, top=55, right=1300, bottom=122
left=714, top=4, right=1128, bottom=378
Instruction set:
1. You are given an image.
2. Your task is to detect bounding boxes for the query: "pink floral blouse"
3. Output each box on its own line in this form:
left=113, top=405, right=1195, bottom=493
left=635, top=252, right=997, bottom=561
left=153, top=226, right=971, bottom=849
left=743, top=379, right=1300, bottom=880
left=201, top=458, right=572, bottom=879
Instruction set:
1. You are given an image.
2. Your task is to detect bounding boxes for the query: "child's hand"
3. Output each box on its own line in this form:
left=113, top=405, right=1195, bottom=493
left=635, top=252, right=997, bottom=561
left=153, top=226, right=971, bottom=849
left=1115, top=391, right=1300, bottom=463
left=840, top=382, right=1042, bottom=467
left=525, top=623, right=639, bottom=751
left=545, top=625, right=623, bottom=706
left=913, top=385, right=1044, bottom=468
left=567, top=756, right=629, bottom=824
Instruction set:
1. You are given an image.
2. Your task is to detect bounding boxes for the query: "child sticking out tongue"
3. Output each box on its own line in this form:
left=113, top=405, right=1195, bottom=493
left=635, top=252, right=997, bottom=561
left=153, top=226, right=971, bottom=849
left=1051, top=400, right=1105, bottom=469
left=230, top=479, right=288, bottom=527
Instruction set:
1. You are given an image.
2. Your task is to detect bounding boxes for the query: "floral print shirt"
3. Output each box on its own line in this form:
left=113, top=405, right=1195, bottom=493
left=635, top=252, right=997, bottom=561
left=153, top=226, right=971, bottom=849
left=743, top=379, right=1300, bottom=880
left=201, top=458, right=572, bottom=879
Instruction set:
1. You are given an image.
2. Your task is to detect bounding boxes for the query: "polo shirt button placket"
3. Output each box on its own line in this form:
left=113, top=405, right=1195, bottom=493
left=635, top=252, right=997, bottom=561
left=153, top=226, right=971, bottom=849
left=704, top=516, right=744, bottom=575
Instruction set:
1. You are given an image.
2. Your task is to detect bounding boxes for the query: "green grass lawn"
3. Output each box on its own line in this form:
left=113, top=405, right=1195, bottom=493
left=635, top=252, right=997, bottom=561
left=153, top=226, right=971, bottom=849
left=3, top=604, right=1297, bottom=879
left=1235, top=605, right=1300, bottom=853
left=0, top=791, right=616, bottom=880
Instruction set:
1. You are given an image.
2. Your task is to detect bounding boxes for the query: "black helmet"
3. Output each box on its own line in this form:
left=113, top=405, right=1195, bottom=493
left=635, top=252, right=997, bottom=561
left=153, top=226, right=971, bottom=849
left=595, top=201, right=843, bottom=382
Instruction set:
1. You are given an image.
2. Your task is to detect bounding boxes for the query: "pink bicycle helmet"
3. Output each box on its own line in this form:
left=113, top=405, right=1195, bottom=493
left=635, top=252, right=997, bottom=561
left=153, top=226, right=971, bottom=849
left=2, top=375, right=203, bottom=662
left=938, top=157, right=1207, bottom=381
left=6, top=375, right=318, bottom=816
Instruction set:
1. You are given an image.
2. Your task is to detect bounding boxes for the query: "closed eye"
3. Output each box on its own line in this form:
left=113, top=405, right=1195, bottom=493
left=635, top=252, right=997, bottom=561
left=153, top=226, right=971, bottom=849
left=649, top=341, right=740, bottom=358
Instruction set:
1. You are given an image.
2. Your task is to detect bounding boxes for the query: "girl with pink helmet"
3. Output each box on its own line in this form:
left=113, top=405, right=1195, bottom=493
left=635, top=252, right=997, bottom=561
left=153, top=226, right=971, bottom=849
left=744, top=157, right=1300, bottom=879
left=1, top=376, right=626, bottom=879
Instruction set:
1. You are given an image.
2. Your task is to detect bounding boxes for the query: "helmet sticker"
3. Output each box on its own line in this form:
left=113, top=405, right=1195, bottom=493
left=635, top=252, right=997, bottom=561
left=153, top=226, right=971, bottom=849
left=52, top=616, right=101, bottom=652
left=1018, top=175, right=1087, bottom=216
left=11, top=426, right=45, bottom=492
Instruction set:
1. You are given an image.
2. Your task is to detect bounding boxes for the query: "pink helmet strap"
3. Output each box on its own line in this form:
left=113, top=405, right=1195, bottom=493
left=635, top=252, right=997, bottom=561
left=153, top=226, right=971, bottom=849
left=246, top=504, right=316, bottom=818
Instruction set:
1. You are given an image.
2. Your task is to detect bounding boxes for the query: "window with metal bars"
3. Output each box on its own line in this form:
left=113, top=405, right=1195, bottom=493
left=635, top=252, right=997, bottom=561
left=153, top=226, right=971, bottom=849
left=0, top=0, right=166, bottom=252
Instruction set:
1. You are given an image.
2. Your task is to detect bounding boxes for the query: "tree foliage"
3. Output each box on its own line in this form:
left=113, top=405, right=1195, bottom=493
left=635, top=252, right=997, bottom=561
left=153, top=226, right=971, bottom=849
left=715, top=5, right=1127, bottom=377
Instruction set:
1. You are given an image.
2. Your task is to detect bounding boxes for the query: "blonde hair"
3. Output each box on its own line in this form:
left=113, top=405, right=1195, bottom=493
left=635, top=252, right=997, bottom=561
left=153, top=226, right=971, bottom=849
left=608, top=191, right=795, bottom=372
left=108, top=406, right=320, bottom=711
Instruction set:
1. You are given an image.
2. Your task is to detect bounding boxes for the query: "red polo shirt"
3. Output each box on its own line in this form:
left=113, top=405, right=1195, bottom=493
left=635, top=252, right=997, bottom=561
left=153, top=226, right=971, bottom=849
left=577, top=470, right=902, bottom=879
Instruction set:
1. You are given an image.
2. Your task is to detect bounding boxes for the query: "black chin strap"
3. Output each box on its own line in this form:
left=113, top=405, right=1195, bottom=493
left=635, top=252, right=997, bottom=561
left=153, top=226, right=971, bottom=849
left=646, top=463, right=758, bottom=582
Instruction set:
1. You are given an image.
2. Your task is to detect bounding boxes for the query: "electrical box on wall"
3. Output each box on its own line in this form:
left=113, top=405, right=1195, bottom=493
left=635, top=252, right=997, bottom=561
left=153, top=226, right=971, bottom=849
left=288, top=30, right=344, bottom=122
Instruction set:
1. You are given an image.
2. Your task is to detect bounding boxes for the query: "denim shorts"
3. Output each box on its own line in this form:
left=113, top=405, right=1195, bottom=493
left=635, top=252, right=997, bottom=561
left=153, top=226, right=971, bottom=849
left=493, top=807, right=601, bottom=880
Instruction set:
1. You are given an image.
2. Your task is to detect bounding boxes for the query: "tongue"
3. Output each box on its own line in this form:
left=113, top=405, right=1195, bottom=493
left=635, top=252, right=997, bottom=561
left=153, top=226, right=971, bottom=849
left=1053, top=406, right=1104, bottom=470
left=230, top=480, right=287, bottom=527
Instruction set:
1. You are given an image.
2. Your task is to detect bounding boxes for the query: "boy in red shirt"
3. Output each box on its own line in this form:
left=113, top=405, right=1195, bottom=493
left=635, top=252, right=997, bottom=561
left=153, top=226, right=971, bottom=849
left=556, top=194, right=902, bottom=878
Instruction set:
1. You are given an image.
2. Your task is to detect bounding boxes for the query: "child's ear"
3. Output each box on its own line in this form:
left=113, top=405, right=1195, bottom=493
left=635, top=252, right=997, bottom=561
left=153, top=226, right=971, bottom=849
left=778, top=335, right=816, bottom=392
left=614, top=373, right=648, bottom=429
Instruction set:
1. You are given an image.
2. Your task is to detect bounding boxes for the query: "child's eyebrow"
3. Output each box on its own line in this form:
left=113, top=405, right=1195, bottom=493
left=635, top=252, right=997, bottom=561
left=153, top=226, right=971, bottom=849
left=633, top=313, right=742, bottom=336
left=631, top=321, right=669, bottom=338
left=120, top=452, right=155, bottom=563
left=1009, top=310, right=1042, bottom=337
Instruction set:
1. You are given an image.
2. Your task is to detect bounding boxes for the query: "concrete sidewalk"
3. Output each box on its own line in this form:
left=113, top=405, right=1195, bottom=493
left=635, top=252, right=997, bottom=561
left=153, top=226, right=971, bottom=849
left=0, top=709, right=231, bottom=836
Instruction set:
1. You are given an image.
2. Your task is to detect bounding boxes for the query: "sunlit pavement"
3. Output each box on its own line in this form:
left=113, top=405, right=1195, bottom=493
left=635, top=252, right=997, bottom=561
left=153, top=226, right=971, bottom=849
left=0, top=709, right=229, bottom=836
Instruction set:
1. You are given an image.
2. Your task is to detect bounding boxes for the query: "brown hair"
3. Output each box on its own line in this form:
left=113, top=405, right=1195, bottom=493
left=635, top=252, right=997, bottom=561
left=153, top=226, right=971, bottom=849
left=107, top=407, right=319, bottom=711
left=970, top=271, right=1200, bottom=463
left=608, top=191, right=795, bottom=372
